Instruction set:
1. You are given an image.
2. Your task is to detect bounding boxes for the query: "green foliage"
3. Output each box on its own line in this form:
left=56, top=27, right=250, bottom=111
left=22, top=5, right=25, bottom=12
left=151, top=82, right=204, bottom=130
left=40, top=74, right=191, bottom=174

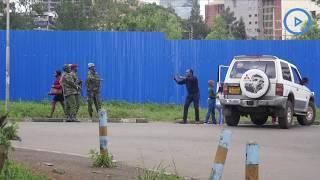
left=0, top=161, right=48, bottom=180
left=89, top=149, right=114, bottom=168
left=55, top=0, right=94, bottom=30
left=187, top=0, right=209, bottom=39
left=137, top=163, right=182, bottom=180
left=206, top=16, right=231, bottom=40
left=295, top=20, right=320, bottom=40
left=231, top=17, right=247, bottom=39
left=0, top=2, right=35, bottom=30
left=120, top=4, right=183, bottom=39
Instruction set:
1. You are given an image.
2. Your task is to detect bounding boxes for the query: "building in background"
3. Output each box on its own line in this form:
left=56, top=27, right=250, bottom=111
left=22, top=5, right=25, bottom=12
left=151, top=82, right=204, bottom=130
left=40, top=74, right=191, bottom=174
left=160, top=0, right=193, bottom=19
left=224, top=0, right=264, bottom=39
left=205, top=2, right=224, bottom=27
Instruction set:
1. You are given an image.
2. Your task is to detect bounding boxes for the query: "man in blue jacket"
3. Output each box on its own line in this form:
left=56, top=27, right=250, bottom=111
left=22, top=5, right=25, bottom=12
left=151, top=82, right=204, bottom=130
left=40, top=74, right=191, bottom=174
left=174, top=69, right=200, bottom=124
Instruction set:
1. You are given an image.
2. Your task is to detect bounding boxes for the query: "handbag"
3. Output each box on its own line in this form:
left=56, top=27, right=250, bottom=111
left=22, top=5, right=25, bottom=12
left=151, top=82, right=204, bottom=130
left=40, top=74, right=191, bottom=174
left=48, top=87, right=62, bottom=95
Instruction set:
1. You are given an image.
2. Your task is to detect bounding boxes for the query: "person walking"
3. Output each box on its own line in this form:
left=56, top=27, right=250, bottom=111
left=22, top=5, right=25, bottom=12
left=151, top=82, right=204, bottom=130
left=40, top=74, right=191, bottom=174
left=48, top=70, right=65, bottom=118
left=173, top=69, right=200, bottom=124
left=86, top=63, right=102, bottom=119
left=204, top=80, right=217, bottom=124
left=70, top=64, right=82, bottom=115
left=61, top=64, right=80, bottom=122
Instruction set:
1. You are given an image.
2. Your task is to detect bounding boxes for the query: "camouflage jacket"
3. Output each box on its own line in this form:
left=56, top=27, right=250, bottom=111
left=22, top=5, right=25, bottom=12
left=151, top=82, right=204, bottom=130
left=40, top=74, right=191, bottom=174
left=71, top=71, right=81, bottom=94
left=61, top=72, right=79, bottom=97
left=86, top=71, right=100, bottom=93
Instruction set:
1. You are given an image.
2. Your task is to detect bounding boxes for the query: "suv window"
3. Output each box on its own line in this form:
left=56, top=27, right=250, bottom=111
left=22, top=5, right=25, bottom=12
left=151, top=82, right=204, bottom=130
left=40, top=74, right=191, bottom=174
left=291, top=67, right=302, bottom=84
left=230, top=61, right=276, bottom=78
left=280, top=62, right=292, bottom=81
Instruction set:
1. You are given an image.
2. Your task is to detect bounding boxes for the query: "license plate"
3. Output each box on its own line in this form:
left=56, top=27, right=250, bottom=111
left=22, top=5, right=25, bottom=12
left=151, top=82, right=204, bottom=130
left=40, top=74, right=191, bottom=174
left=229, top=87, right=241, bottom=95
left=247, top=101, right=254, bottom=105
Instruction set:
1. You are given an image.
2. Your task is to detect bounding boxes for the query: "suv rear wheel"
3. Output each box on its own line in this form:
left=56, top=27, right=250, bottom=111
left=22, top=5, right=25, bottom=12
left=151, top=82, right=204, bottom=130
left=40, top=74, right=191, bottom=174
left=297, top=101, right=316, bottom=126
left=250, top=114, right=268, bottom=126
left=278, top=100, right=294, bottom=129
left=225, top=107, right=240, bottom=126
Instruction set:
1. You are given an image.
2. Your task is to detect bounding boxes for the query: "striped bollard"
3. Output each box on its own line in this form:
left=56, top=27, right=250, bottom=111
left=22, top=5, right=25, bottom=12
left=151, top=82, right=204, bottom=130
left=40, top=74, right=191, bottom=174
left=246, top=142, right=259, bottom=180
left=210, top=129, right=232, bottom=180
left=99, top=109, right=108, bottom=156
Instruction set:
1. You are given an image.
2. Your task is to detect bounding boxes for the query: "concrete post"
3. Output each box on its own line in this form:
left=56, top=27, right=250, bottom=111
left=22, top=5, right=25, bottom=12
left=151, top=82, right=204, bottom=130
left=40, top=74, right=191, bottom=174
left=246, top=142, right=259, bottom=180
left=99, top=109, right=108, bottom=156
left=210, top=129, right=232, bottom=180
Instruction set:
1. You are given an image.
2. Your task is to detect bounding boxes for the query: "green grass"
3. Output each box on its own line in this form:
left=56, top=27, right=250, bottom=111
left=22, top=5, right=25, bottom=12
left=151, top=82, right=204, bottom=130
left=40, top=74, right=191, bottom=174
left=0, top=161, right=49, bottom=180
left=137, top=163, right=182, bottom=180
left=0, top=100, right=319, bottom=122
left=0, top=100, right=208, bottom=122
left=89, top=149, right=114, bottom=168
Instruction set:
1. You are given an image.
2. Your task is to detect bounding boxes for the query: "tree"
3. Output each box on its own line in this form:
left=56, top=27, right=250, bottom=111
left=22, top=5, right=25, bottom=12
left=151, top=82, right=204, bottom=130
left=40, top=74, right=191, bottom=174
left=220, top=7, right=236, bottom=31
left=295, top=20, right=320, bottom=40
left=0, top=1, right=35, bottom=30
left=120, top=4, right=183, bottom=39
left=206, top=16, right=231, bottom=40
left=187, top=0, right=209, bottom=39
left=231, top=17, right=247, bottom=39
left=55, top=0, right=95, bottom=30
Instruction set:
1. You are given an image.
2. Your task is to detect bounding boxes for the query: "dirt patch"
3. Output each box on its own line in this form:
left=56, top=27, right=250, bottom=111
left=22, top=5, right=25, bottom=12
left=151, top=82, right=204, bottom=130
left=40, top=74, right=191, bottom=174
left=10, top=148, right=138, bottom=180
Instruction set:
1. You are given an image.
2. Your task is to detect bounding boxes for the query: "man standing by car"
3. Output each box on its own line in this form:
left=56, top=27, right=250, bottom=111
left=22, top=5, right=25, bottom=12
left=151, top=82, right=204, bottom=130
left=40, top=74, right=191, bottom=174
left=174, top=69, right=200, bottom=124
left=61, top=64, right=80, bottom=122
left=86, top=63, right=102, bottom=119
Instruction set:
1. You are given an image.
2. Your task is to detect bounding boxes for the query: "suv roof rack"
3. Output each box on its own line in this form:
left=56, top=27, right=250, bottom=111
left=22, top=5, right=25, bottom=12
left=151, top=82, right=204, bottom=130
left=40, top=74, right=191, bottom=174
left=234, top=55, right=278, bottom=60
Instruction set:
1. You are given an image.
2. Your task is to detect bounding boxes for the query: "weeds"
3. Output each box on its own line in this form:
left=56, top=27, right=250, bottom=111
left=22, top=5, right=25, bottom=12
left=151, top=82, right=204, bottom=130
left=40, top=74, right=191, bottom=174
left=137, top=163, right=182, bottom=180
left=0, top=161, right=49, bottom=180
left=89, top=149, right=114, bottom=168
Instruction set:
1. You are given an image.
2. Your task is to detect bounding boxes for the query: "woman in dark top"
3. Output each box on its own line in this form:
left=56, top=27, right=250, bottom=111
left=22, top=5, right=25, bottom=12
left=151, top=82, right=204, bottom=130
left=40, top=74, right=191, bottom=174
left=48, top=70, right=65, bottom=118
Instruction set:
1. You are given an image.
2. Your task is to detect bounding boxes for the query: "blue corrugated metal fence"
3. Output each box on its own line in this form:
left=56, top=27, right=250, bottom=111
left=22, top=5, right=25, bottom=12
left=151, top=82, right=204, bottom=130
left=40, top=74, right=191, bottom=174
left=0, top=31, right=319, bottom=106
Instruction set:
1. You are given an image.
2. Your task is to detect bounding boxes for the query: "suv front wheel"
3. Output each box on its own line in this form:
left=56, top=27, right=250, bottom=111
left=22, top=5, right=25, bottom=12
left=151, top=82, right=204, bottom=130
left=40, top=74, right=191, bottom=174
left=297, top=101, right=316, bottom=126
left=278, top=100, right=294, bottom=129
left=225, top=107, right=240, bottom=126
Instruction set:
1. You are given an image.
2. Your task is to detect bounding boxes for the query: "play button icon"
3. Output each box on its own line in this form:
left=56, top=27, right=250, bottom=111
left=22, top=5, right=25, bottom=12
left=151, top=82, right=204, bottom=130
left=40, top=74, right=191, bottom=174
left=284, top=8, right=312, bottom=35
left=294, top=17, right=302, bottom=27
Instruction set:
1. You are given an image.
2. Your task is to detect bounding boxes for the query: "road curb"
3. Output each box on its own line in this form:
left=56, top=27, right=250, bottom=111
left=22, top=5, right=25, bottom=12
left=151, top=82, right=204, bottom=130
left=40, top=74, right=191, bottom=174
left=26, top=117, right=149, bottom=123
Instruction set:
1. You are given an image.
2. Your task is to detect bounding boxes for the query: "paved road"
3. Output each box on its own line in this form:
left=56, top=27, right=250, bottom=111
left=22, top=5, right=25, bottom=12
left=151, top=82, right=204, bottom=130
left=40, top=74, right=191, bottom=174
left=13, top=122, right=320, bottom=180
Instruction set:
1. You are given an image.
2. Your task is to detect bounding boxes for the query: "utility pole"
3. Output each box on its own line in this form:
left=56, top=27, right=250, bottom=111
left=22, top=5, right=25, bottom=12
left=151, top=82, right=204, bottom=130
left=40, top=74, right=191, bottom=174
left=5, top=0, right=10, bottom=113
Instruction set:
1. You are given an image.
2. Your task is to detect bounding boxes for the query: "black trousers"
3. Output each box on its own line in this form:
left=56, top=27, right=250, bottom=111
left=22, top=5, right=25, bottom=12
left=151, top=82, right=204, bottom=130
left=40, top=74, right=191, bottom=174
left=183, top=93, right=200, bottom=122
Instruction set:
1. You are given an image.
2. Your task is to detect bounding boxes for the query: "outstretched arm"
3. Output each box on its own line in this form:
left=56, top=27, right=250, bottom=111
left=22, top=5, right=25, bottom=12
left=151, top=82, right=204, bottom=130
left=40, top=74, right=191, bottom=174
left=174, top=75, right=186, bottom=85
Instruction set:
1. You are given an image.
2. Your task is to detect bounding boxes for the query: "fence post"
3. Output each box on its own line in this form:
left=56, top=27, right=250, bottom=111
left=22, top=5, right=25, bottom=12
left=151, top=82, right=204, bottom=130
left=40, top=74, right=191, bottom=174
left=99, top=109, right=108, bottom=156
left=210, top=129, right=232, bottom=180
left=246, top=142, right=259, bottom=180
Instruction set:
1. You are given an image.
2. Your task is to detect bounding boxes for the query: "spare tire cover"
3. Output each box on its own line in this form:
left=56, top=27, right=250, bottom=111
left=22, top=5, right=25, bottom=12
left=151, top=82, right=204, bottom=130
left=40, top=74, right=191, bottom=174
left=240, top=69, right=270, bottom=99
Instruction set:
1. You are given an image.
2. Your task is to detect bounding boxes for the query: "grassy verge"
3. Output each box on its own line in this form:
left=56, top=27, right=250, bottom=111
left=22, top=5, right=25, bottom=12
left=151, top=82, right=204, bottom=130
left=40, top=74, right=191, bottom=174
left=0, top=101, right=319, bottom=122
left=0, top=161, right=49, bottom=180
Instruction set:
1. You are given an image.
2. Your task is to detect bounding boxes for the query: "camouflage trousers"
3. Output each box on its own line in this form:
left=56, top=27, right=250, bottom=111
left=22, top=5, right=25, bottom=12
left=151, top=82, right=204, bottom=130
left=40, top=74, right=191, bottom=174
left=64, top=94, right=77, bottom=119
left=75, top=94, right=80, bottom=114
left=87, top=92, right=101, bottom=118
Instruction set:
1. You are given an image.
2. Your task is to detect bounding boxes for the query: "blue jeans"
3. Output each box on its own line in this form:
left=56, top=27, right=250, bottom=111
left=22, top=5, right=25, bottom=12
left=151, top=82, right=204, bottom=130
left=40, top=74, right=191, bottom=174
left=205, top=99, right=216, bottom=124
left=216, top=104, right=224, bottom=124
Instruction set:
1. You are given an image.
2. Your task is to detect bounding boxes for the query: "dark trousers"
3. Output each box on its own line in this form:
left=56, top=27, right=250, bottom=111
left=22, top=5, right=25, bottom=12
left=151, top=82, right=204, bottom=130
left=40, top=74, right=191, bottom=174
left=205, top=99, right=217, bottom=124
left=183, top=93, right=200, bottom=122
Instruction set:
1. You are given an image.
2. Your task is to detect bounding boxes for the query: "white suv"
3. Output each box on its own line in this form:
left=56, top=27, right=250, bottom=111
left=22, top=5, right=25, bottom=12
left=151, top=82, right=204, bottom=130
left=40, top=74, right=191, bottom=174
left=220, top=55, right=316, bottom=129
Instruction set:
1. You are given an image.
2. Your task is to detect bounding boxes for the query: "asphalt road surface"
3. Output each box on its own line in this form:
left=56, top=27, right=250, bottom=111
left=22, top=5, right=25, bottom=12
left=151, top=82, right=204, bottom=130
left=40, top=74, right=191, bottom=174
left=13, top=122, right=320, bottom=180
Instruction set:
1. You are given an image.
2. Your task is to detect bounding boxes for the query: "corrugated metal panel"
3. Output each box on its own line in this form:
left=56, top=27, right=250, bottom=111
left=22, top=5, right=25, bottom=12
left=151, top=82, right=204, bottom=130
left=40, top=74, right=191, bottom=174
left=0, top=31, right=319, bottom=107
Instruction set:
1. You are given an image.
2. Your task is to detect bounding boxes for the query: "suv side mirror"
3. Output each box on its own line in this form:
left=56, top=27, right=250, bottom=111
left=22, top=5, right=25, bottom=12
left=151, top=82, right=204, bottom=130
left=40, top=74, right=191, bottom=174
left=301, top=77, right=309, bottom=85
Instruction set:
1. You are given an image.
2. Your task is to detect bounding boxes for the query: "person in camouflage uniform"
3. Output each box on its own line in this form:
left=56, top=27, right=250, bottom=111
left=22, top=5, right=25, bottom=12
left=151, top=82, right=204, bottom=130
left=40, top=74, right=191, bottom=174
left=86, top=63, right=102, bottom=118
left=61, top=64, right=80, bottom=122
left=70, top=64, right=82, bottom=115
